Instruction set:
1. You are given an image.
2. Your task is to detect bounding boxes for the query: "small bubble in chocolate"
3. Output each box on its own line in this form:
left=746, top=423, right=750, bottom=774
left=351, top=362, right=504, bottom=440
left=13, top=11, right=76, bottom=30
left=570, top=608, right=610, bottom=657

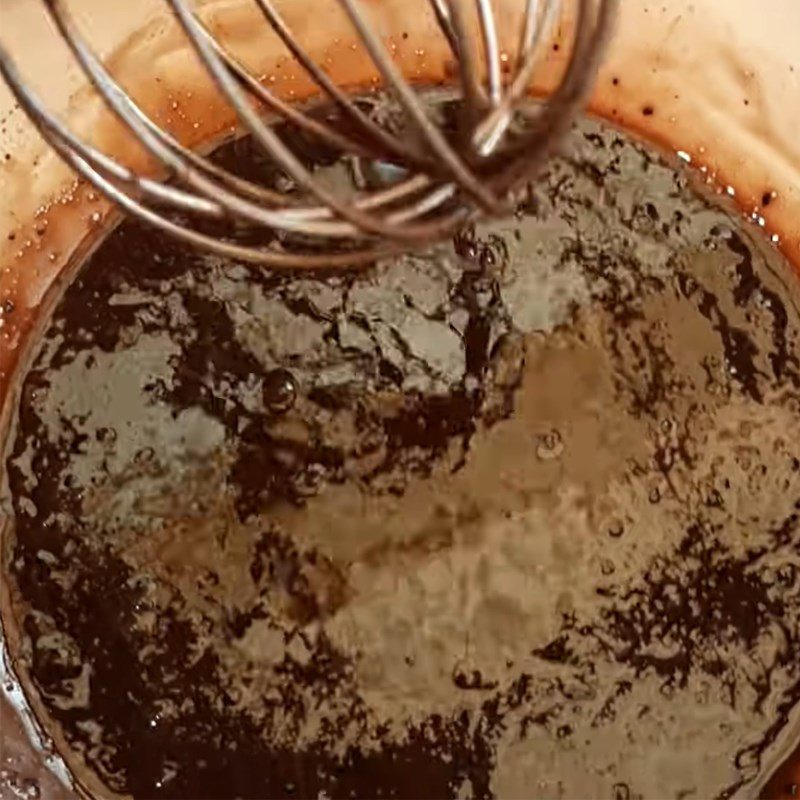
left=263, top=368, right=298, bottom=413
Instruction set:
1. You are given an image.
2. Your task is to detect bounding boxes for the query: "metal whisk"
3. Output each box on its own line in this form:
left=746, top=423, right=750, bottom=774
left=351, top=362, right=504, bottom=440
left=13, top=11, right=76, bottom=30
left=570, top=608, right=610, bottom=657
left=0, top=0, right=616, bottom=269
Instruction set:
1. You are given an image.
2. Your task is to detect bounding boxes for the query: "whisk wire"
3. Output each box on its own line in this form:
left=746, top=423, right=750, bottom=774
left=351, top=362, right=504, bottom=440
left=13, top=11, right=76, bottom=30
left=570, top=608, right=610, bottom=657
left=495, top=0, right=615, bottom=192
left=428, top=0, right=461, bottom=61
left=197, top=22, right=379, bottom=162
left=441, top=0, right=490, bottom=120
left=251, top=0, right=426, bottom=167
left=475, top=0, right=503, bottom=108
left=336, top=0, right=505, bottom=212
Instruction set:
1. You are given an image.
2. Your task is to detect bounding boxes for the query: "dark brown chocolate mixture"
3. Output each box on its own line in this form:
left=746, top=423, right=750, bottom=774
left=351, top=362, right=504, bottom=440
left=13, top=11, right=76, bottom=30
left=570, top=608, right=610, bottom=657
left=3, top=122, right=800, bottom=799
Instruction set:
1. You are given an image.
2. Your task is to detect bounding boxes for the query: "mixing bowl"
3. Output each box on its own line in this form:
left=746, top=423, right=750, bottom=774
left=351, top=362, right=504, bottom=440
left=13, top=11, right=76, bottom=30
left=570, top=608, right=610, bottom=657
left=1, top=1, right=799, bottom=797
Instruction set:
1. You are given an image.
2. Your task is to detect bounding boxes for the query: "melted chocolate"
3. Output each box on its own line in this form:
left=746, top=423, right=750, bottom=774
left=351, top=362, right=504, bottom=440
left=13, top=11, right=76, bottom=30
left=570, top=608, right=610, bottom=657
left=4, top=123, right=800, bottom=799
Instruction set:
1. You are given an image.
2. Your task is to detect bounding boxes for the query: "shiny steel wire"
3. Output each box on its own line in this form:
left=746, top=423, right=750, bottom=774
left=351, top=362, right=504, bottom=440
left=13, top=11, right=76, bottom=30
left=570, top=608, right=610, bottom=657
left=0, top=0, right=617, bottom=268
